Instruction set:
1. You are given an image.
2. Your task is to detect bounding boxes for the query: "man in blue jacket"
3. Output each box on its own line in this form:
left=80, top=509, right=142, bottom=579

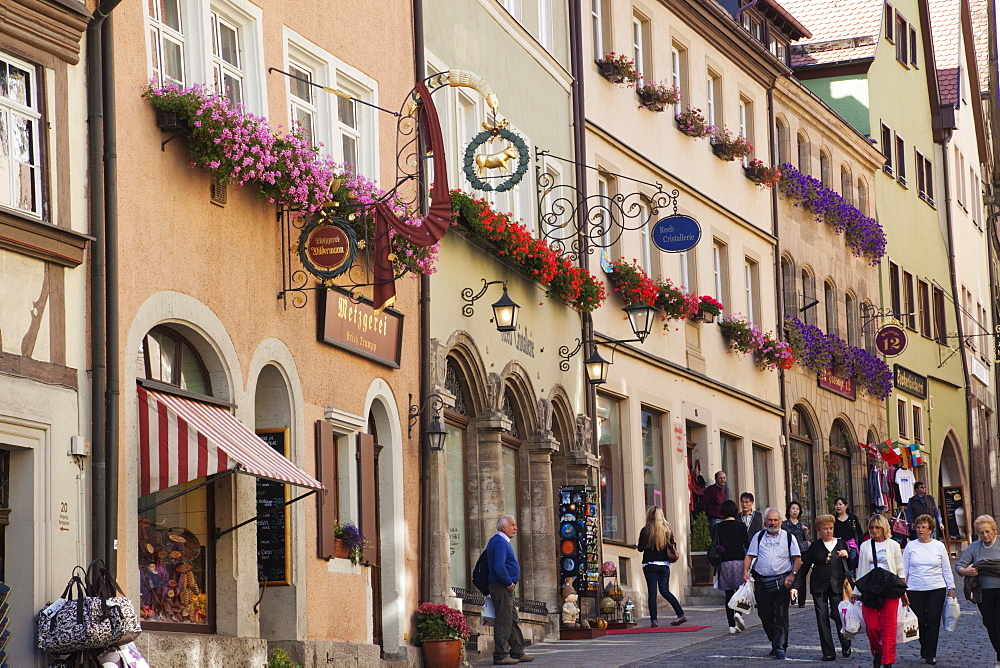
left=488, top=515, right=534, bottom=665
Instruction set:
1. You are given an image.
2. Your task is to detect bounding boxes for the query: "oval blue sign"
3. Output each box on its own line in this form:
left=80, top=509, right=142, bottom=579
left=651, top=215, right=702, bottom=253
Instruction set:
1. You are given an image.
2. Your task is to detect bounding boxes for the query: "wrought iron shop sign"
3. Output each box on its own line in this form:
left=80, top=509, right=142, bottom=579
left=298, top=220, right=357, bottom=281
left=651, top=215, right=701, bottom=253
left=875, top=324, right=907, bottom=357
left=893, top=364, right=927, bottom=399
left=818, top=369, right=856, bottom=400
left=318, top=287, right=403, bottom=368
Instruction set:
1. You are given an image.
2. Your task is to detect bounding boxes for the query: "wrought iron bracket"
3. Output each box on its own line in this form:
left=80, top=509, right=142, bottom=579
left=557, top=337, right=641, bottom=371
left=859, top=304, right=911, bottom=326
left=408, top=393, right=445, bottom=438
left=461, top=279, right=506, bottom=317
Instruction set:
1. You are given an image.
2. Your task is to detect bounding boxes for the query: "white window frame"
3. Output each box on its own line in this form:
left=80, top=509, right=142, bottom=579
left=745, top=258, right=758, bottom=325
left=0, top=53, right=43, bottom=218
left=632, top=15, right=645, bottom=81
left=680, top=250, right=692, bottom=291
left=501, top=0, right=522, bottom=22
left=205, top=1, right=265, bottom=115
left=591, top=0, right=604, bottom=61
left=707, top=71, right=720, bottom=127
left=147, top=0, right=186, bottom=87
left=713, top=240, right=727, bottom=303
left=738, top=98, right=750, bottom=166
left=538, top=0, right=554, bottom=51
left=671, top=46, right=682, bottom=116
left=287, top=59, right=317, bottom=144
left=639, top=200, right=653, bottom=275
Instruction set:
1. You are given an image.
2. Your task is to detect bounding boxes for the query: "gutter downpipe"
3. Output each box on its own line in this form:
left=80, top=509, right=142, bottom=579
left=88, top=0, right=125, bottom=577
left=412, top=0, right=431, bottom=605
left=766, top=83, right=790, bottom=506
left=939, top=129, right=976, bottom=512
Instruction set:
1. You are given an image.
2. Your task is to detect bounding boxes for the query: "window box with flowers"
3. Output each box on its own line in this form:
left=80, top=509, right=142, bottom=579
left=416, top=602, right=471, bottom=668
left=607, top=258, right=659, bottom=306
left=655, top=278, right=700, bottom=327
left=450, top=190, right=606, bottom=312
left=718, top=313, right=794, bottom=371
left=675, top=106, right=712, bottom=138
left=636, top=81, right=681, bottom=113
left=596, top=53, right=641, bottom=87
left=693, top=295, right=724, bottom=323
left=776, top=164, right=887, bottom=264
left=783, top=317, right=892, bottom=399
left=709, top=128, right=753, bottom=161
left=142, top=83, right=439, bottom=277
left=333, top=521, right=366, bottom=566
left=744, top=159, right=782, bottom=189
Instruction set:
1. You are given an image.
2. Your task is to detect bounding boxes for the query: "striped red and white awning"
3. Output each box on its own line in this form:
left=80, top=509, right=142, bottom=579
left=137, top=385, right=324, bottom=497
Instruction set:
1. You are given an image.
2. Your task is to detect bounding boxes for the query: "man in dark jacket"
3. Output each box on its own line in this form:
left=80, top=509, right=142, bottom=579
left=699, top=471, right=728, bottom=534
left=739, top=492, right=763, bottom=539
left=906, top=481, right=943, bottom=539
left=793, top=514, right=857, bottom=661
left=487, top=515, right=534, bottom=665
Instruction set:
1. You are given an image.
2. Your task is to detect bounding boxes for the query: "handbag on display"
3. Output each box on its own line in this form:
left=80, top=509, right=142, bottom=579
left=35, top=571, right=126, bottom=655
left=890, top=510, right=911, bottom=538
left=88, top=561, right=142, bottom=644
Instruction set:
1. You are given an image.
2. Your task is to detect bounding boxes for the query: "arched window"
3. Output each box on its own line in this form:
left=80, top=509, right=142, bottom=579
left=780, top=255, right=797, bottom=319
left=138, top=325, right=215, bottom=630
left=824, top=280, right=838, bottom=336
left=801, top=266, right=817, bottom=326
left=820, top=149, right=831, bottom=188
left=845, top=292, right=860, bottom=347
left=841, top=165, right=853, bottom=205
left=797, top=133, right=810, bottom=174
left=829, top=420, right=855, bottom=513
left=776, top=117, right=790, bottom=164
left=789, top=406, right=816, bottom=524
left=857, top=178, right=869, bottom=216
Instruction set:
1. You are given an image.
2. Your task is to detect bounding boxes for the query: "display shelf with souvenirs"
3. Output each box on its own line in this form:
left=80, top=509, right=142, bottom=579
left=557, top=485, right=600, bottom=595
left=137, top=517, right=208, bottom=625
left=598, top=561, right=636, bottom=629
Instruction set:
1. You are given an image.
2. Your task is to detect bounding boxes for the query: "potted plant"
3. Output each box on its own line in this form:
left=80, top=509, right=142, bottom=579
left=607, top=258, right=658, bottom=306
left=743, top=158, right=782, bottom=189
left=655, top=278, right=699, bottom=326
left=689, top=511, right=713, bottom=585
left=333, top=521, right=366, bottom=565
left=709, top=127, right=753, bottom=161
left=636, top=81, right=680, bottom=112
left=595, top=52, right=641, bottom=86
left=674, top=106, right=712, bottom=138
left=693, top=295, right=724, bottom=323
left=416, top=602, right=471, bottom=668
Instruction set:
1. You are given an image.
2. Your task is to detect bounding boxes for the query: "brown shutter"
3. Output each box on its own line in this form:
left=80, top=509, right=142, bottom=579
left=315, top=420, right=338, bottom=560
left=357, top=432, right=377, bottom=565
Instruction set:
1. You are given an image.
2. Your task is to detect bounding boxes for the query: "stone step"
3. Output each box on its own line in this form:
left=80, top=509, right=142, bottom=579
left=684, top=585, right=725, bottom=599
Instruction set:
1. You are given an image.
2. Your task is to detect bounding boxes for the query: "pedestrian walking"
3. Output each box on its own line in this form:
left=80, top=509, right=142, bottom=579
left=487, top=515, right=534, bottom=665
left=902, top=513, right=956, bottom=665
left=637, top=506, right=687, bottom=628
left=782, top=500, right=810, bottom=554
left=739, top=492, right=763, bottom=540
left=713, top=500, right=750, bottom=634
left=743, top=507, right=802, bottom=660
left=833, top=497, right=864, bottom=554
left=906, top=481, right=943, bottom=540
left=793, top=514, right=855, bottom=661
left=853, top=514, right=906, bottom=668
left=956, top=514, right=1000, bottom=668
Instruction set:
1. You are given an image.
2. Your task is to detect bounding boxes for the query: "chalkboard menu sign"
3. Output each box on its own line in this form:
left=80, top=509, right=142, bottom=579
left=942, top=485, right=967, bottom=541
left=558, top=485, right=600, bottom=593
left=256, top=429, right=291, bottom=585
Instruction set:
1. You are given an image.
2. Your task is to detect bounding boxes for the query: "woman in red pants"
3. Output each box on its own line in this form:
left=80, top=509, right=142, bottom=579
left=852, top=514, right=906, bottom=668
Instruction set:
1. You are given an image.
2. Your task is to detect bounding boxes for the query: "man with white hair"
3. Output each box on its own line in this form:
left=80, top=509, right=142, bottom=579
left=744, top=507, right=802, bottom=660
left=488, top=515, right=533, bottom=664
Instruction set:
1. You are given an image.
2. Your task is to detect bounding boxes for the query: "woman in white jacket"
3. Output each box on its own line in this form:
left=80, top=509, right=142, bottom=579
left=852, top=514, right=907, bottom=668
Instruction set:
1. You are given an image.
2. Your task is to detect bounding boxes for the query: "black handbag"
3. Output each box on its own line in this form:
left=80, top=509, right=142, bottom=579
left=855, top=540, right=906, bottom=607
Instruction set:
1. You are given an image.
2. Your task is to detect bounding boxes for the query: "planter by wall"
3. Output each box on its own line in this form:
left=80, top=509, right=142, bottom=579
left=333, top=538, right=350, bottom=560
left=421, top=639, right=463, bottom=668
left=711, top=142, right=738, bottom=161
left=597, top=61, right=626, bottom=84
left=676, top=121, right=708, bottom=138
left=637, top=94, right=666, bottom=112
left=690, top=552, right=713, bottom=586
left=155, top=109, right=185, bottom=132
left=693, top=305, right=717, bottom=324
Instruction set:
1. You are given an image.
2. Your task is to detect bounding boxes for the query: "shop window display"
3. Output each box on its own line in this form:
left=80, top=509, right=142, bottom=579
left=138, top=482, right=211, bottom=626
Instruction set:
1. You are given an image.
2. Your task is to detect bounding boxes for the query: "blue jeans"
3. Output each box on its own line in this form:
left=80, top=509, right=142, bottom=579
left=643, top=563, right=684, bottom=621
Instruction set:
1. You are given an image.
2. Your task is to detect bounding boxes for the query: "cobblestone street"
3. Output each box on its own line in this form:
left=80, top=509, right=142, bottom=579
left=472, top=596, right=995, bottom=667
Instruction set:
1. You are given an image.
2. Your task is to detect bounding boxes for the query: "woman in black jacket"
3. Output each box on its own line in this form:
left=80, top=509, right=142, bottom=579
left=637, top=506, right=686, bottom=627
left=713, top=500, right=750, bottom=633
left=793, top=514, right=857, bottom=661
left=833, top=497, right=864, bottom=550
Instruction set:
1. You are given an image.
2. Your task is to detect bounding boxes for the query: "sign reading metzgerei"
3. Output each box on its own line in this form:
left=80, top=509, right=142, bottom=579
left=319, top=286, right=403, bottom=368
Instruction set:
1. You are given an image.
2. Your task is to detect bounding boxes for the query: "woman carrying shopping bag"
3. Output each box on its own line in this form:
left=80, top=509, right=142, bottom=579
left=956, top=514, right=1000, bottom=667
left=902, top=513, right=956, bottom=665
left=637, top=506, right=686, bottom=627
left=714, top=500, right=750, bottom=633
left=793, top=514, right=856, bottom=661
left=853, top=514, right=907, bottom=668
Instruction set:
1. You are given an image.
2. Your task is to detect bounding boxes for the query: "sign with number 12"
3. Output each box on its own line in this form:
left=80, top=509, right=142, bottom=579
left=875, top=324, right=907, bottom=357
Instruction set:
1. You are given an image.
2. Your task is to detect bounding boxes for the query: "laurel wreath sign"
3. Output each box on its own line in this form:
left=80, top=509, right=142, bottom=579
left=462, top=126, right=530, bottom=193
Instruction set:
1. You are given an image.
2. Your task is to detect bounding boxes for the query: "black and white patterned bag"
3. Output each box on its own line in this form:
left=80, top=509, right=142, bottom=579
left=35, top=573, right=125, bottom=654
left=89, top=564, right=142, bottom=644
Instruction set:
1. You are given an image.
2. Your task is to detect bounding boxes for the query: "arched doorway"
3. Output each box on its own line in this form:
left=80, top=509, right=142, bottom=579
left=789, top=405, right=817, bottom=525
left=828, top=419, right=856, bottom=516
left=939, top=432, right=968, bottom=541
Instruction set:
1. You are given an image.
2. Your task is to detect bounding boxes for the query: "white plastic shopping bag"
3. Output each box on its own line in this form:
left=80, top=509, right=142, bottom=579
left=897, top=605, right=919, bottom=643
left=482, top=595, right=496, bottom=627
left=942, top=596, right=961, bottom=632
left=728, top=579, right=755, bottom=614
left=98, top=642, right=150, bottom=668
left=838, top=600, right=862, bottom=636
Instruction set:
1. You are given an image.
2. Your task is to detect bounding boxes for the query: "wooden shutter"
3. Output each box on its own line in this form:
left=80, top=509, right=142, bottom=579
left=315, top=420, right=338, bottom=560
left=357, top=432, right=377, bottom=565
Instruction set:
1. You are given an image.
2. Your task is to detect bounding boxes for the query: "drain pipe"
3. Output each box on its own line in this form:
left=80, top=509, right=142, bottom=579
left=87, top=0, right=125, bottom=576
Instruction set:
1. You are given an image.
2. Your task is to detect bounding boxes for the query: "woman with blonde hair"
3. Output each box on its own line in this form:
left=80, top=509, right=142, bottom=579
left=853, top=514, right=906, bottom=668
left=957, top=515, right=1000, bottom=667
left=637, top=506, right=686, bottom=627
